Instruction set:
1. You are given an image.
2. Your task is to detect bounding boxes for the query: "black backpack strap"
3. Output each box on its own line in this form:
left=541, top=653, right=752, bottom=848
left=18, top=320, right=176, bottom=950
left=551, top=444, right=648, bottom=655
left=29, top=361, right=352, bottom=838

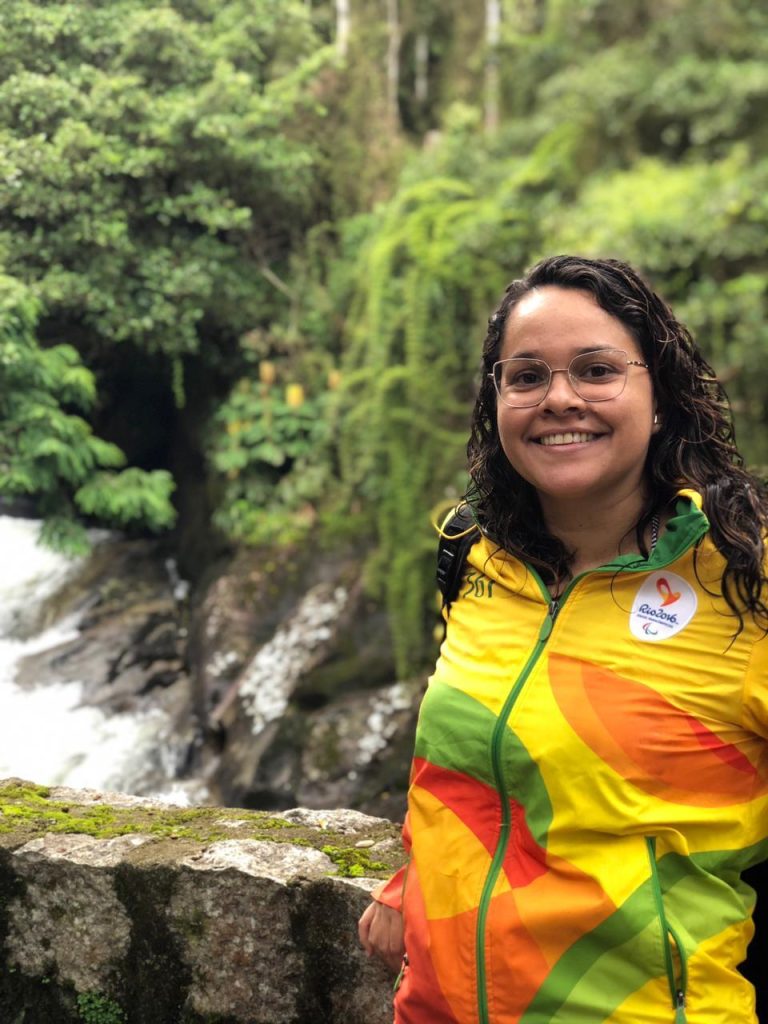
left=436, top=505, right=479, bottom=614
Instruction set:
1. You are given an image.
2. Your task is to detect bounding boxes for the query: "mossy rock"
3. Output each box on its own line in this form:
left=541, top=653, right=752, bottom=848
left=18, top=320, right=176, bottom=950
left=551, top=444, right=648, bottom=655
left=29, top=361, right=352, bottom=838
left=0, top=779, right=402, bottom=879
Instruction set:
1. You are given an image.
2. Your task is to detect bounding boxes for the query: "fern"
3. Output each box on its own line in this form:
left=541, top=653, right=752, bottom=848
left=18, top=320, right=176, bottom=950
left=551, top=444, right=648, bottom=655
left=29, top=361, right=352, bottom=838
left=0, top=275, right=176, bottom=544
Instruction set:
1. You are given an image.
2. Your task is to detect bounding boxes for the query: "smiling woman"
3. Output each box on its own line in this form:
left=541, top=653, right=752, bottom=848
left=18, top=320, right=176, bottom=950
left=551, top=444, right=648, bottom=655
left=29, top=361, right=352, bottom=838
left=492, top=287, right=656, bottom=574
left=359, top=256, right=768, bottom=1024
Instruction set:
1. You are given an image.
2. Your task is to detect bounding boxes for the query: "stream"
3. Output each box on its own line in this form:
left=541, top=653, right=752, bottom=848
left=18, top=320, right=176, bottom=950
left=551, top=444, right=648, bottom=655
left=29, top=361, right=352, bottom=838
left=0, top=517, right=197, bottom=803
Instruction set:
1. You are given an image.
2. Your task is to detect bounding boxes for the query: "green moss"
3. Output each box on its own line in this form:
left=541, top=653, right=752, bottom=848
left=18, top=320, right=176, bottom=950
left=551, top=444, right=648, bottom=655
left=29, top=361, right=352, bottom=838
left=0, top=780, right=402, bottom=877
left=0, top=783, right=51, bottom=802
left=321, top=844, right=387, bottom=877
left=0, top=783, right=295, bottom=845
left=77, top=991, right=126, bottom=1024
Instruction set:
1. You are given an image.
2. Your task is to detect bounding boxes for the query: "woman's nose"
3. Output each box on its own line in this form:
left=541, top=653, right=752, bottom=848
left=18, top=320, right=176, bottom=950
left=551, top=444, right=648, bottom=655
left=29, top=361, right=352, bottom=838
left=540, top=368, right=586, bottom=412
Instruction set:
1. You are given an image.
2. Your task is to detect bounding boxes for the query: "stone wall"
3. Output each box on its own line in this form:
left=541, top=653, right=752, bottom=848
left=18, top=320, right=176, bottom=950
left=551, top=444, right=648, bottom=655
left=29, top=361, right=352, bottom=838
left=0, top=781, right=404, bottom=1024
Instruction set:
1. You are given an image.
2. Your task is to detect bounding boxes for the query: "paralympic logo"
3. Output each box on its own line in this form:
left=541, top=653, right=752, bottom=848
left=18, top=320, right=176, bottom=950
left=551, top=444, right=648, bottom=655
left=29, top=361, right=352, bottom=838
left=655, top=577, right=681, bottom=607
left=630, top=571, right=697, bottom=642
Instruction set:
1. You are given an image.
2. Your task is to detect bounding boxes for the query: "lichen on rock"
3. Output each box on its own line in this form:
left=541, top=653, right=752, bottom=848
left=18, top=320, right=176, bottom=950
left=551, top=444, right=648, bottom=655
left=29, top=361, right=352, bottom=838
left=0, top=779, right=403, bottom=1024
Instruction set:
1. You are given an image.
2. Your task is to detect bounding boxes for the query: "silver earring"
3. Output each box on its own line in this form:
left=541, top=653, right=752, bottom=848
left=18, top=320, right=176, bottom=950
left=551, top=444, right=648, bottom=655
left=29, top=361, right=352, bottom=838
left=653, top=413, right=660, bottom=427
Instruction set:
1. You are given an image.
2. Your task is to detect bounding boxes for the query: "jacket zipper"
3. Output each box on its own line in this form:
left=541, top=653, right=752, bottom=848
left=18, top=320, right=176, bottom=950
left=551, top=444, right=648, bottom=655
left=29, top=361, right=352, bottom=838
left=646, top=837, right=688, bottom=1023
left=475, top=602, right=557, bottom=1024
left=474, top=528, right=708, bottom=1024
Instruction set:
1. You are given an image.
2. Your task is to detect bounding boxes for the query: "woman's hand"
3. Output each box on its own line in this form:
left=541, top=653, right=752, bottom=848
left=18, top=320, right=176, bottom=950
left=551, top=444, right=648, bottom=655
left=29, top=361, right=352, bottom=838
left=358, top=900, right=405, bottom=971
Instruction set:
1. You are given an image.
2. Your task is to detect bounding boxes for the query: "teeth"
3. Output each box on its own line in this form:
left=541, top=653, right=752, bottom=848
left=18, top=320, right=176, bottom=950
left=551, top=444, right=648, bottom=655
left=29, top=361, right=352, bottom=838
left=538, top=432, right=598, bottom=446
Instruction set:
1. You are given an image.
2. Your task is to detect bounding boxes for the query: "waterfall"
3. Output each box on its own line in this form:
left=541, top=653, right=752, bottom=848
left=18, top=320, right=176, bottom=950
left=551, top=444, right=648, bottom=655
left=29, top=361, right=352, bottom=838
left=0, top=517, right=201, bottom=804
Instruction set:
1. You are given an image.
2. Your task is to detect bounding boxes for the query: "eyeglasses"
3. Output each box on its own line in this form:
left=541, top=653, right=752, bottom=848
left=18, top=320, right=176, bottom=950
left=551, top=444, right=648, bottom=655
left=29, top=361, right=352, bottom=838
left=490, top=349, right=649, bottom=408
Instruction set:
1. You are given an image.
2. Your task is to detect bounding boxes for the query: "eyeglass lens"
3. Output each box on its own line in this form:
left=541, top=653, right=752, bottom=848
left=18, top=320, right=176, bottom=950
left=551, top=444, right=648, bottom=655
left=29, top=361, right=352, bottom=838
left=492, top=349, right=631, bottom=407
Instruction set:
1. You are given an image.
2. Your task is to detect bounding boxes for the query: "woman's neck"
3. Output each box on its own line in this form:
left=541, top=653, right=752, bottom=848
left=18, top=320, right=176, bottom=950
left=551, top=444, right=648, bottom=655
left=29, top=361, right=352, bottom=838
left=540, top=490, right=650, bottom=581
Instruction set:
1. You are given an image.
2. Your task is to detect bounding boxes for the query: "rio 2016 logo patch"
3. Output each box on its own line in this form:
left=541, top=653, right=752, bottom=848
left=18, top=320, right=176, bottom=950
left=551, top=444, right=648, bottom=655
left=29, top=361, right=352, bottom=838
left=629, top=572, right=697, bottom=642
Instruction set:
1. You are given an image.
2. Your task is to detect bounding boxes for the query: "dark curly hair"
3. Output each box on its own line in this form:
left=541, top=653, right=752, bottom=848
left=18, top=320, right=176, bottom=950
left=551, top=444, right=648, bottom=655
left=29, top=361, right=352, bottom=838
left=466, top=254, right=768, bottom=629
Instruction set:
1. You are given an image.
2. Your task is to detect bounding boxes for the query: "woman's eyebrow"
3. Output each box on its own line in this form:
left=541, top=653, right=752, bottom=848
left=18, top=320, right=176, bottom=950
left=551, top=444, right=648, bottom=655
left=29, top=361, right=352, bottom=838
left=503, top=344, right=618, bottom=360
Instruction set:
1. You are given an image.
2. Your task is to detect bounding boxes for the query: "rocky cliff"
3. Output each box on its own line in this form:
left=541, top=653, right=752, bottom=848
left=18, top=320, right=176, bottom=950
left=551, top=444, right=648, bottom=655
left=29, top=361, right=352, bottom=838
left=9, top=525, right=424, bottom=816
left=0, top=780, right=404, bottom=1024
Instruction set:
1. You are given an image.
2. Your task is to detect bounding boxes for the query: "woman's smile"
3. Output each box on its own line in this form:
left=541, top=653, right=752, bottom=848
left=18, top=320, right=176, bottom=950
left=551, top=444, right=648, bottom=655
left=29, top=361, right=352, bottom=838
left=533, top=430, right=604, bottom=446
left=496, top=286, right=655, bottom=513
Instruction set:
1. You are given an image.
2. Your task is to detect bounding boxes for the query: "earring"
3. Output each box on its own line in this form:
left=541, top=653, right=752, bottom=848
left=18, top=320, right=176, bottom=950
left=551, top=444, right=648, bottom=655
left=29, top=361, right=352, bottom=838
left=653, top=413, right=660, bottom=427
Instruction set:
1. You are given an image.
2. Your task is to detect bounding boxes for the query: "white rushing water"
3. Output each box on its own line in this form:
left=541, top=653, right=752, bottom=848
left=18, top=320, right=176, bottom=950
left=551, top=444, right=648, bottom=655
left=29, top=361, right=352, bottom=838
left=0, top=517, right=192, bottom=803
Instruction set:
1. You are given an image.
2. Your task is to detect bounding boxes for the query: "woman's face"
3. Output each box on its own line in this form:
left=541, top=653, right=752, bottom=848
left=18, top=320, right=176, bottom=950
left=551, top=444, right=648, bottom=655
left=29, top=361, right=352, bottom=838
left=496, top=286, right=657, bottom=515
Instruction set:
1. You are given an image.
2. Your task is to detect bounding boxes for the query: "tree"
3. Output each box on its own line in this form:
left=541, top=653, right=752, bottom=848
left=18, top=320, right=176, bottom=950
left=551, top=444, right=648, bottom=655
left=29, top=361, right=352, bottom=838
left=336, top=0, right=351, bottom=55
left=484, top=0, right=501, bottom=132
left=0, top=1, right=331, bottom=363
left=385, top=0, right=402, bottom=131
left=4, top=0, right=768, bottom=674
left=326, top=0, right=768, bottom=671
left=0, top=0, right=335, bottom=552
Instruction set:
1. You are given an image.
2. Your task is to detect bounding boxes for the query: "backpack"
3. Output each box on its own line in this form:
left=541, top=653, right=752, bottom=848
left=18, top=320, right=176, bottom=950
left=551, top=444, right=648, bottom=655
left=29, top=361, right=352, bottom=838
left=436, top=505, right=479, bottom=614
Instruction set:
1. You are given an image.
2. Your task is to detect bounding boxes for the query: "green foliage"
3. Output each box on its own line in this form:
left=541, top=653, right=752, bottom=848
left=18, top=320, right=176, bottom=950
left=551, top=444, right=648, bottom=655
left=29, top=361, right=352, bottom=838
left=337, top=173, right=529, bottom=672
left=0, top=0, right=335, bottom=549
left=76, top=992, right=125, bottom=1024
left=0, top=0, right=331, bottom=359
left=208, top=331, right=336, bottom=545
left=4, top=0, right=768, bottom=672
left=75, top=468, right=176, bottom=531
left=325, top=0, right=768, bottom=671
left=0, top=275, right=175, bottom=549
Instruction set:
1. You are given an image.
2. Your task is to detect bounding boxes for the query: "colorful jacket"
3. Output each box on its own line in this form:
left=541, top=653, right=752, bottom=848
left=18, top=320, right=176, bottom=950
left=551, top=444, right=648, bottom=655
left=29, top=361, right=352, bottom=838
left=374, top=491, right=768, bottom=1024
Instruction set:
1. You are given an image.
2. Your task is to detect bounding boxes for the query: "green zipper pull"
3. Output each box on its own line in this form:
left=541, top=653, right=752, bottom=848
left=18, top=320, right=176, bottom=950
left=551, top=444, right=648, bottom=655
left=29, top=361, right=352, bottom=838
left=538, top=599, right=559, bottom=641
left=393, top=953, right=409, bottom=993
left=674, top=988, right=686, bottom=1023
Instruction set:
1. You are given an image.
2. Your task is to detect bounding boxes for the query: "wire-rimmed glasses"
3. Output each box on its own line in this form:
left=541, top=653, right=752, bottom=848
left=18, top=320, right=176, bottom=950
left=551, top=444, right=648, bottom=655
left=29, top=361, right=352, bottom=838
left=490, top=349, right=649, bottom=408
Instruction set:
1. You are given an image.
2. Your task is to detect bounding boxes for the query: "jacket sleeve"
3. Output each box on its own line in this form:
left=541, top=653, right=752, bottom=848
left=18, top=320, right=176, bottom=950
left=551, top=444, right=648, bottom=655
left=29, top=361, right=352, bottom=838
left=370, top=812, right=411, bottom=912
left=742, top=633, right=768, bottom=740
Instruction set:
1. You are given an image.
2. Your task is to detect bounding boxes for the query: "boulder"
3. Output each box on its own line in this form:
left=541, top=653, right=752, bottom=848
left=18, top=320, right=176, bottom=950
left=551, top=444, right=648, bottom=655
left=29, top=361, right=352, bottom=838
left=0, top=780, right=404, bottom=1024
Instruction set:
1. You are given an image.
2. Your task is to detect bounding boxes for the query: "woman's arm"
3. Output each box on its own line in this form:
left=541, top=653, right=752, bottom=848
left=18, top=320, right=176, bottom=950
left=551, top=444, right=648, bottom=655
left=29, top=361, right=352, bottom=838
left=358, top=899, right=405, bottom=971
left=357, top=812, right=411, bottom=970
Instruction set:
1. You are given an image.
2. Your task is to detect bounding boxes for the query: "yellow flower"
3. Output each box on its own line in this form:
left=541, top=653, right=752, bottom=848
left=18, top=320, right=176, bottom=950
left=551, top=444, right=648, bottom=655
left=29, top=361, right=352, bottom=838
left=285, top=383, right=305, bottom=408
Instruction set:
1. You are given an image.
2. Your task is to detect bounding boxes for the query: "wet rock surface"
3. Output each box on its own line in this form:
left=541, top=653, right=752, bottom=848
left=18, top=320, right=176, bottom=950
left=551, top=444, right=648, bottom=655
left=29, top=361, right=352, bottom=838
left=7, top=527, right=419, bottom=816
left=10, top=538, right=199, bottom=797
left=189, top=542, right=417, bottom=816
left=0, top=782, right=402, bottom=1024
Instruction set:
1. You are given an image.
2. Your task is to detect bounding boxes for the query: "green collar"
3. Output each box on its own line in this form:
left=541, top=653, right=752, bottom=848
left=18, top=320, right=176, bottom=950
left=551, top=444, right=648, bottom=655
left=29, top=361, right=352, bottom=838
left=649, top=489, right=710, bottom=568
left=596, top=489, right=710, bottom=575
left=527, top=491, right=712, bottom=606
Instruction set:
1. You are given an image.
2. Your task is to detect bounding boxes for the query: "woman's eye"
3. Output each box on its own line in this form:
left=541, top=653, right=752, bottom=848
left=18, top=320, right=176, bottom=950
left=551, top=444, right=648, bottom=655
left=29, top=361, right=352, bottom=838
left=510, top=369, right=545, bottom=388
left=579, top=362, right=618, bottom=380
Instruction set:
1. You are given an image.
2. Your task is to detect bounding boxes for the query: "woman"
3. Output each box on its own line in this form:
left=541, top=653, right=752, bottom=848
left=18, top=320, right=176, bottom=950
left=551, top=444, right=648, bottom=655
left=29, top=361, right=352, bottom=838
left=359, top=255, right=768, bottom=1024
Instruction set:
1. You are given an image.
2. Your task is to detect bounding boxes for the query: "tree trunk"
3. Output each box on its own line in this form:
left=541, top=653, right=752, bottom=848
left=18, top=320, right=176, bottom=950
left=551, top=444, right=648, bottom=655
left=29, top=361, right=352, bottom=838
left=484, top=0, right=501, bottom=133
left=414, top=31, right=429, bottom=106
left=336, top=0, right=351, bottom=58
left=385, top=0, right=401, bottom=131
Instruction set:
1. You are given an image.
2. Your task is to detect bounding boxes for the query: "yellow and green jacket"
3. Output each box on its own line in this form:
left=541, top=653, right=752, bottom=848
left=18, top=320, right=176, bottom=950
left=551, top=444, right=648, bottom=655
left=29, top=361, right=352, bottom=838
left=374, top=491, right=768, bottom=1024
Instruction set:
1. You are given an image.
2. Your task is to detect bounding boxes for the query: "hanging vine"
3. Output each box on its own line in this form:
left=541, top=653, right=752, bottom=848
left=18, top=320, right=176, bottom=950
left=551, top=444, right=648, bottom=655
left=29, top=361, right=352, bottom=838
left=340, top=173, right=526, bottom=675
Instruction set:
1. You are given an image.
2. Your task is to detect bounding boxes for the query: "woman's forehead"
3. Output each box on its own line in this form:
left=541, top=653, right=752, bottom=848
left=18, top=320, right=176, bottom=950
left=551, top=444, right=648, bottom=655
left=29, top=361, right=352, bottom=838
left=502, top=286, right=640, bottom=357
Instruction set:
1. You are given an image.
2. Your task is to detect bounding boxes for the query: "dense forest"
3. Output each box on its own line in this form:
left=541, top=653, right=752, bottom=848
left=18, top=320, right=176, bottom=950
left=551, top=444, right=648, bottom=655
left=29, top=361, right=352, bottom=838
left=1, top=0, right=767, bottom=673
